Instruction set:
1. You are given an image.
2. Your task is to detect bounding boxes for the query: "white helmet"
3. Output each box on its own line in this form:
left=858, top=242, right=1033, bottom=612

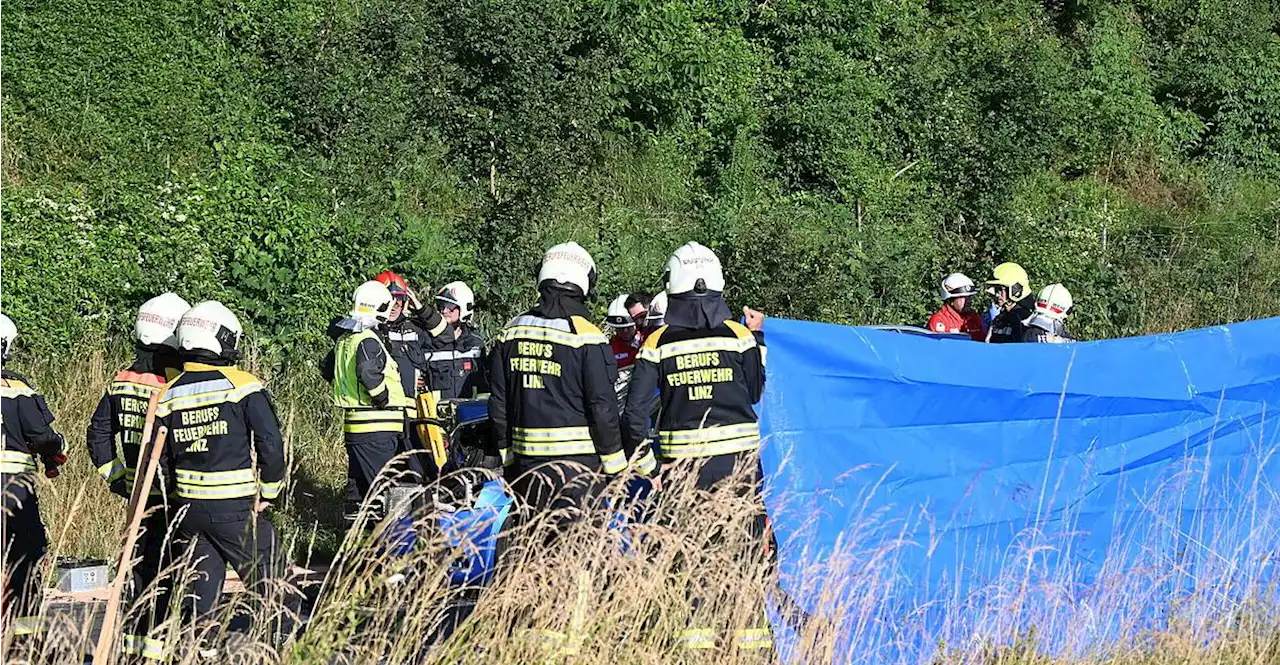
left=0, top=313, right=17, bottom=361
left=646, top=290, right=668, bottom=324
left=436, top=281, right=476, bottom=321
left=605, top=294, right=634, bottom=328
left=665, top=241, right=725, bottom=295
left=351, top=280, right=395, bottom=323
left=136, top=292, right=191, bottom=349
left=537, top=242, right=596, bottom=296
left=1034, top=283, right=1074, bottom=322
left=939, top=273, right=978, bottom=302
left=177, top=301, right=243, bottom=360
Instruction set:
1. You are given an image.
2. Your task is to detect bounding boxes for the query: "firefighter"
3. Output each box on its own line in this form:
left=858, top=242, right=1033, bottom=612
left=1023, top=283, right=1075, bottom=343
left=488, top=242, right=627, bottom=534
left=426, top=281, right=486, bottom=399
left=85, top=292, right=189, bottom=660
left=623, top=241, right=765, bottom=491
left=927, top=273, right=986, bottom=341
left=984, top=262, right=1036, bottom=344
left=605, top=294, right=641, bottom=412
left=375, top=271, right=451, bottom=397
left=620, top=242, right=771, bottom=651
left=333, top=281, right=424, bottom=518
left=154, top=301, right=299, bottom=650
left=2, top=313, right=67, bottom=642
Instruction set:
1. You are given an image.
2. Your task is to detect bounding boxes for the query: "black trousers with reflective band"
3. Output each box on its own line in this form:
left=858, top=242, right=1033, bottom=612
left=2, top=473, right=47, bottom=628
left=344, top=429, right=425, bottom=510
left=173, top=506, right=300, bottom=634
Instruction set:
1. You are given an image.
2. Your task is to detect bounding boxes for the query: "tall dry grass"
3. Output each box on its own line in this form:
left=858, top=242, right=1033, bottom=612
left=2, top=348, right=1278, bottom=664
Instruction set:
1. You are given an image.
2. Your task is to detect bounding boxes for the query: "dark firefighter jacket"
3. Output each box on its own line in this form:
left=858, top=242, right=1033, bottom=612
left=86, top=355, right=180, bottom=496
left=622, top=320, right=765, bottom=470
left=385, top=308, right=451, bottom=397
left=425, top=323, right=486, bottom=400
left=154, top=363, right=286, bottom=512
left=488, top=313, right=626, bottom=473
left=987, top=295, right=1037, bottom=344
left=2, top=370, right=65, bottom=475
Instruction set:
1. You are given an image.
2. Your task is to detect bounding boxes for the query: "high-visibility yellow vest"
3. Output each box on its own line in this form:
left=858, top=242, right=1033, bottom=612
left=333, top=329, right=413, bottom=409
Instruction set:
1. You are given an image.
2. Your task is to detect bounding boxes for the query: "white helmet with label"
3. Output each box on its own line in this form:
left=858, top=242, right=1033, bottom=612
left=436, top=281, right=476, bottom=321
left=177, top=301, right=243, bottom=360
left=939, top=273, right=977, bottom=302
left=537, top=242, right=596, bottom=296
left=646, top=290, right=668, bottom=325
left=0, top=313, right=17, bottom=361
left=351, top=280, right=395, bottom=323
left=665, top=241, right=724, bottom=295
left=136, top=292, right=191, bottom=349
left=605, top=294, right=634, bottom=328
left=1034, top=283, right=1073, bottom=321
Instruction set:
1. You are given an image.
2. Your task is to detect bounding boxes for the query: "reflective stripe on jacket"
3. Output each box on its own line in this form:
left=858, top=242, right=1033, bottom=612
left=623, top=321, right=765, bottom=464
left=489, top=314, right=626, bottom=473
left=333, top=329, right=412, bottom=434
left=86, top=364, right=175, bottom=494
left=156, top=363, right=286, bottom=506
left=2, top=370, right=65, bottom=473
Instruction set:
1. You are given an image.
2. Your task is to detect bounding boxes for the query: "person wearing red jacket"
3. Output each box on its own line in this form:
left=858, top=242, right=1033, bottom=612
left=927, top=273, right=986, bottom=341
left=606, top=294, right=641, bottom=412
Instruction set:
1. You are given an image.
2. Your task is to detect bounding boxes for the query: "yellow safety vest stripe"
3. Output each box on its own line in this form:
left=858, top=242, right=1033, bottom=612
left=12, top=616, right=43, bottom=635
left=1, top=384, right=37, bottom=398
left=511, top=426, right=597, bottom=455
left=155, top=383, right=263, bottom=418
left=176, top=483, right=260, bottom=500
left=500, top=326, right=608, bottom=348
left=1, top=450, right=38, bottom=474
left=97, top=458, right=126, bottom=482
left=511, top=439, right=598, bottom=456
left=342, top=408, right=405, bottom=434
left=676, top=628, right=716, bottom=649
left=657, top=423, right=760, bottom=459
left=655, top=335, right=755, bottom=360
left=343, top=409, right=407, bottom=422
left=174, top=468, right=262, bottom=500
left=733, top=628, right=773, bottom=649
left=599, top=450, right=627, bottom=474
left=634, top=449, right=658, bottom=476
left=512, top=426, right=592, bottom=441
left=259, top=479, right=285, bottom=500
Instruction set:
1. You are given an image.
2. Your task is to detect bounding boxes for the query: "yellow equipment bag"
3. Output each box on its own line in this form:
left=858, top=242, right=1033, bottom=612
left=415, top=391, right=448, bottom=469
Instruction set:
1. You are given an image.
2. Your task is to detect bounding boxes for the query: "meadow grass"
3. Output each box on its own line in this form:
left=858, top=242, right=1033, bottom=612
left=2, top=345, right=1277, bottom=664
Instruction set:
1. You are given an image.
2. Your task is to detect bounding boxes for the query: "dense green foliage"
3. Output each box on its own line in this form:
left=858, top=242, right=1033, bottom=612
left=4, top=0, right=1279, bottom=360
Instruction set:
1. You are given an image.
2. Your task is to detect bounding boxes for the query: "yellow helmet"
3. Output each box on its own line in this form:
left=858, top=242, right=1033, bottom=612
left=985, top=262, right=1030, bottom=301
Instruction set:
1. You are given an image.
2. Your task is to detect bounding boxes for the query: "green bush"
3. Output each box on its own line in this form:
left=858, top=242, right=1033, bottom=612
left=2, top=0, right=1278, bottom=354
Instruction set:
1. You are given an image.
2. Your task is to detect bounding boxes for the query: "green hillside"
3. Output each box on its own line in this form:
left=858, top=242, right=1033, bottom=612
left=4, top=0, right=1278, bottom=360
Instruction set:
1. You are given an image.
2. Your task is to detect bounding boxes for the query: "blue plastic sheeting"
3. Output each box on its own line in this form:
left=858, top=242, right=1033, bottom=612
left=758, top=318, right=1280, bottom=663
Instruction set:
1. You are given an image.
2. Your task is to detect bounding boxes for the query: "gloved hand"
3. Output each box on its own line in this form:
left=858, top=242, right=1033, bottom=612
left=109, top=479, right=131, bottom=499
left=41, top=452, right=68, bottom=478
left=371, top=389, right=390, bottom=409
left=983, top=302, right=1001, bottom=328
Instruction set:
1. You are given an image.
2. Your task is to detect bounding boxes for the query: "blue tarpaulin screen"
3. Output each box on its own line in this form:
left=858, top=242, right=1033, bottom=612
left=757, top=318, right=1280, bottom=662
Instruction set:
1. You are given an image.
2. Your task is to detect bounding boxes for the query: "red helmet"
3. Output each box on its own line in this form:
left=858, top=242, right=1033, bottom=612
left=374, top=271, right=408, bottom=297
